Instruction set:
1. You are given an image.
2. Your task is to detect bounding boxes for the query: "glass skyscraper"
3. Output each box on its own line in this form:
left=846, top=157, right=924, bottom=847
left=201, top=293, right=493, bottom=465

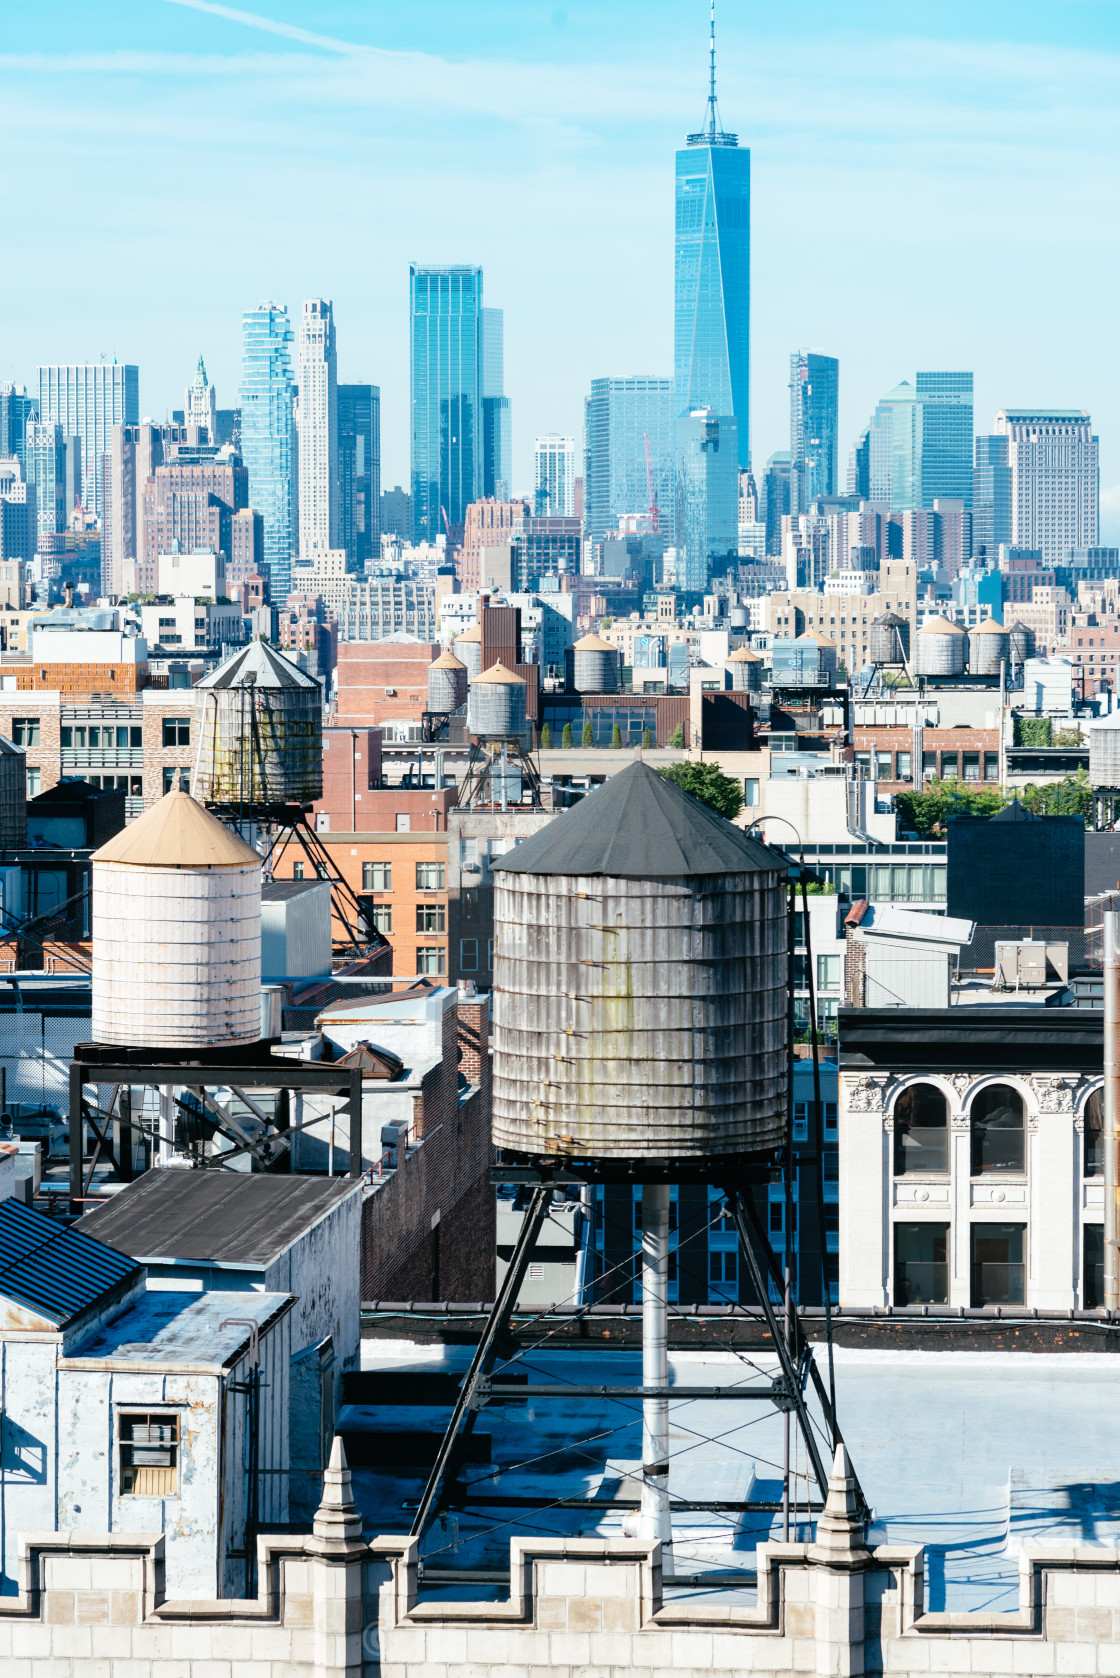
left=673, top=19, right=748, bottom=586
left=790, top=350, right=839, bottom=507
left=37, top=362, right=138, bottom=517
left=868, top=372, right=973, bottom=512
left=239, top=301, right=295, bottom=598
left=972, top=435, right=1012, bottom=558
left=411, top=266, right=483, bottom=544
left=338, top=383, right=381, bottom=571
left=583, top=377, right=674, bottom=542
left=480, top=306, right=511, bottom=502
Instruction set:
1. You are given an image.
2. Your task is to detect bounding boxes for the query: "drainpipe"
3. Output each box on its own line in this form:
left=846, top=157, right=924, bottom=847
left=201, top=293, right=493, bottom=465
left=639, top=1183, right=674, bottom=1574
left=1105, top=911, right=1120, bottom=1312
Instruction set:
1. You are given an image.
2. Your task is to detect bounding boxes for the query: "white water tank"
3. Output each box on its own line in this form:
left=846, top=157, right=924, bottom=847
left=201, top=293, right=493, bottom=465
left=572, top=633, right=620, bottom=695
left=467, top=661, right=527, bottom=738
left=913, top=615, right=967, bottom=676
left=427, top=649, right=468, bottom=713
left=725, top=646, right=762, bottom=692
left=454, top=624, right=483, bottom=680
left=91, top=790, right=262, bottom=1047
left=968, top=618, right=1010, bottom=676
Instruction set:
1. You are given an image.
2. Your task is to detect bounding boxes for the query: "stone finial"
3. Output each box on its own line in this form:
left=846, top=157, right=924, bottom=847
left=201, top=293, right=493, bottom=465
left=312, top=1435, right=364, bottom=1548
left=808, top=1443, right=871, bottom=1569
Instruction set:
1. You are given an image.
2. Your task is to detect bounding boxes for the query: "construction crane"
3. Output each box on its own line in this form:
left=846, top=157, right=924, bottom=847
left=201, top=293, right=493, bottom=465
left=644, top=433, right=661, bottom=534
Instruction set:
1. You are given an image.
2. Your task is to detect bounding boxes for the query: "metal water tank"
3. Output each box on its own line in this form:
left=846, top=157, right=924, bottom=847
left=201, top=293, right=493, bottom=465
left=726, top=647, right=762, bottom=692
left=91, top=790, right=262, bottom=1047
left=427, top=649, right=468, bottom=714
left=454, top=624, right=482, bottom=680
left=0, top=737, right=26, bottom=850
left=1009, top=621, right=1036, bottom=666
left=913, top=615, right=967, bottom=676
left=1089, top=714, right=1120, bottom=790
left=869, top=612, right=910, bottom=666
left=572, top=633, right=619, bottom=695
left=968, top=618, right=1010, bottom=676
left=467, top=661, right=527, bottom=738
left=491, top=761, right=787, bottom=1161
left=193, top=641, right=322, bottom=808
left=729, top=606, right=748, bottom=630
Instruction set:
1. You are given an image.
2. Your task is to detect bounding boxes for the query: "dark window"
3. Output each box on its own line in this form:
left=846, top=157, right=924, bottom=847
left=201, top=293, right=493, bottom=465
left=1085, top=1090, right=1103, bottom=1178
left=709, top=1249, right=737, bottom=1285
left=893, top=1084, right=949, bottom=1175
left=1084, top=1223, right=1104, bottom=1309
left=416, top=903, right=445, bottom=933
left=894, top=1222, right=948, bottom=1305
left=362, top=861, right=391, bottom=891
left=970, top=1084, right=1025, bottom=1175
left=162, top=717, right=190, bottom=747
left=368, top=904, right=391, bottom=934
left=162, top=767, right=190, bottom=793
left=119, top=1412, right=179, bottom=1497
left=971, top=1222, right=1024, bottom=1306
left=130, top=726, right=142, bottom=747
left=12, top=718, right=39, bottom=748
left=415, top=862, right=445, bottom=890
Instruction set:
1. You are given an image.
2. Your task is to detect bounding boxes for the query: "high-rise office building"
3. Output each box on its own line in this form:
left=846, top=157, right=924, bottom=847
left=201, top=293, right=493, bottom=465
left=296, top=299, right=339, bottom=558
left=411, top=265, right=483, bottom=544
left=36, top=363, right=138, bottom=516
left=1, top=385, right=37, bottom=471
left=480, top=306, right=510, bottom=502
left=105, top=423, right=188, bottom=595
left=847, top=425, right=870, bottom=500
left=142, top=446, right=249, bottom=594
left=993, top=409, right=1099, bottom=563
left=762, top=452, right=794, bottom=557
left=972, top=435, right=1013, bottom=560
left=338, top=383, right=380, bottom=572
left=789, top=351, right=839, bottom=508
left=868, top=372, right=973, bottom=512
left=583, top=377, right=674, bottom=542
left=240, top=301, right=295, bottom=598
left=533, top=435, right=576, bottom=517
left=380, top=485, right=412, bottom=541
left=25, top=422, right=70, bottom=543
left=673, top=11, right=749, bottom=585
left=184, top=356, right=217, bottom=439
left=675, top=409, right=738, bottom=591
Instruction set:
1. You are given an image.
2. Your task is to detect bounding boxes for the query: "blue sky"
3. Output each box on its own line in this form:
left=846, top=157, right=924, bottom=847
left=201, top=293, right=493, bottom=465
left=1, top=1, right=1118, bottom=531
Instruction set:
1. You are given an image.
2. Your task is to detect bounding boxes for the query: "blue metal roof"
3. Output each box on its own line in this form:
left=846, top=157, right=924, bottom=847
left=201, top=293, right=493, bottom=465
left=0, top=1200, right=140, bottom=1326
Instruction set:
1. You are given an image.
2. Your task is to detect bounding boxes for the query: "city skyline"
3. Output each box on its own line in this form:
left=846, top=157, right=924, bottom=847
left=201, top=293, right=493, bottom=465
left=0, top=3, right=1117, bottom=536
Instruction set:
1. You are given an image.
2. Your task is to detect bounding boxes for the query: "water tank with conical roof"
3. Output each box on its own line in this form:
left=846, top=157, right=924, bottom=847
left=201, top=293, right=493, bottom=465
left=193, top=641, right=322, bottom=808
left=91, top=790, right=262, bottom=1047
left=490, top=762, right=787, bottom=1161
left=1009, top=621, right=1035, bottom=666
left=454, top=623, right=482, bottom=680
left=572, top=633, right=620, bottom=695
left=869, top=612, right=910, bottom=667
left=913, top=615, right=967, bottom=676
left=427, top=648, right=468, bottom=714
left=1090, top=712, right=1120, bottom=791
left=726, top=646, right=762, bottom=693
left=467, top=661, right=527, bottom=738
left=968, top=618, right=1010, bottom=676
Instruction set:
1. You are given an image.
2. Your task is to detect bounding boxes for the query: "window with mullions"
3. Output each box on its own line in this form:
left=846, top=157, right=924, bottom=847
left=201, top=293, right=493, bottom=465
left=893, top=1083, right=948, bottom=1175
left=119, top=1412, right=179, bottom=1497
left=970, top=1084, right=1025, bottom=1175
left=1084, top=1090, right=1103, bottom=1178
left=709, top=1249, right=737, bottom=1285
left=362, top=861, right=391, bottom=891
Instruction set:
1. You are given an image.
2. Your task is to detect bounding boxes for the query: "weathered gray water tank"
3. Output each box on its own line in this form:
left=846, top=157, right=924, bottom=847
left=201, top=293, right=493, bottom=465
left=1090, top=713, right=1120, bottom=790
left=572, top=633, right=619, bottom=695
left=726, top=646, right=762, bottom=692
left=913, top=615, right=967, bottom=677
left=0, top=737, right=26, bottom=850
left=467, top=661, right=527, bottom=738
left=427, top=648, right=468, bottom=714
left=491, top=762, right=788, bottom=1161
left=870, top=612, right=910, bottom=667
left=1009, top=621, right=1036, bottom=666
left=454, top=624, right=482, bottom=680
left=968, top=618, right=1010, bottom=676
left=193, top=640, right=322, bottom=808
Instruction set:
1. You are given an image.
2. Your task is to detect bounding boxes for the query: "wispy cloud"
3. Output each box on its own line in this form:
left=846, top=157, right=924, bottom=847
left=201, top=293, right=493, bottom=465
left=162, top=0, right=368, bottom=55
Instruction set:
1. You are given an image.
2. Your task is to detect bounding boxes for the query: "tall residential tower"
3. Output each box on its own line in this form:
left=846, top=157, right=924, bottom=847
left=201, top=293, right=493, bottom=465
left=296, top=298, right=339, bottom=559
left=410, top=265, right=483, bottom=545
left=36, top=362, right=138, bottom=516
left=993, top=409, right=1099, bottom=562
left=239, top=301, right=295, bottom=597
left=789, top=351, right=839, bottom=509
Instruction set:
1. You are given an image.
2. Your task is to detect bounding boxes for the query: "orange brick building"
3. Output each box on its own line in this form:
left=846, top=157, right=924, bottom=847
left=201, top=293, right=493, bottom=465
left=853, top=724, right=1000, bottom=790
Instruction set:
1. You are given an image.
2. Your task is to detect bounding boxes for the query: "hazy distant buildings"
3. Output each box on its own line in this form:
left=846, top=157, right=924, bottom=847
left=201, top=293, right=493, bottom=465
left=239, top=301, right=295, bottom=598
left=338, top=383, right=380, bottom=571
left=0, top=385, right=37, bottom=471
left=972, top=434, right=1013, bottom=559
left=25, top=422, right=78, bottom=543
left=762, top=451, right=794, bottom=557
left=105, top=423, right=182, bottom=594
left=994, top=408, right=1099, bottom=563
left=36, top=362, right=138, bottom=516
left=142, top=445, right=249, bottom=594
left=184, top=356, right=217, bottom=438
left=296, top=298, right=339, bottom=558
left=533, top=435, right=576, bottom=517
left=480, top=306, right=510, bottom=502
left=869, top=372, right=973, bottom=512
left=381, top=484, right=412, bottom=540
left=583, top=377, right=673, bottom=542
left=790, top=351, right=839, bottom=508
left=675, top=408, right=738, bottom=590
left=411, top=265, right=483, bottom=544
left=847, top=424, right=870, bottom=499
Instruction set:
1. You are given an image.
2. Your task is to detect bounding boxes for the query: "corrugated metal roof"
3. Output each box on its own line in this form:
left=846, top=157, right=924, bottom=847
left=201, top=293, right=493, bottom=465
left=77, top=1172, right=361, bottom=1269
left=493, top=760, right=784, bottom=880
left=0, top=1200, right=140, bottom=1326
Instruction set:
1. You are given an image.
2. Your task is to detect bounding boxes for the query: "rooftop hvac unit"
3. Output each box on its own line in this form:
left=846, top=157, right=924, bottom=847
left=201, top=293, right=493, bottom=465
left=992, top=940, right=1068, bottom=991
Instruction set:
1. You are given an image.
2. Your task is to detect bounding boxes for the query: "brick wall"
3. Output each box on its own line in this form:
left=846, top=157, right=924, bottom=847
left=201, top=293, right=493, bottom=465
left=334, top=641, right=439, bottom=727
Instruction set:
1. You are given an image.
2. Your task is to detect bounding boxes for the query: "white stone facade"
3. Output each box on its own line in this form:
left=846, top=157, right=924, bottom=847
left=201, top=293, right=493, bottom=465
left=839, top=1067, right=1102, bottom=1309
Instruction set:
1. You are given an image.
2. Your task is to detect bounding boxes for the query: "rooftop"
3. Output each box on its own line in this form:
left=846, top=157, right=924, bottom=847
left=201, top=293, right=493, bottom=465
left=0, top=1199, right=140, bottom=1329
left=195, top=638, right=320, bottom=691
left=90, top=789, right=260, bottom=870
left=66, top=1287, right=292, bottom=1369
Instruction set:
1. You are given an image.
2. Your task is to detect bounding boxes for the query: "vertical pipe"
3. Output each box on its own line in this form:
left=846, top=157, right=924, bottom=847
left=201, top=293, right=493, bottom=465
left=118, top=1085, right=134, bottom=1183
left=999, top=658, right=1007, bottom=790
left=640, top=1182, right=673, bottom=1574
left=1105, top=912, right=1120, bottom=1311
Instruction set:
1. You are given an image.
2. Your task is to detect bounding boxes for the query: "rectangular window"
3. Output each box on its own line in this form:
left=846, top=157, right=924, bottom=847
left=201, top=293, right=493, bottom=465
left=362, top=861, right=391, bottom=891
left=940, top=753, right=959, bottom=780
left=131, top=726, right=142, bottom=747
left=896, top=750, right=912, bottom=780
left=708, top=1249, right=738, bottom=1285
left=119, top=1411, right=179, bottom=1497
left=416, top=862, right=446, bottom=890
left=894, top=1223, right=949, bottom=1306
left=971, top=1223, right=1025, bottom=1307
left=962, top=752, right=980, bottom=782
left=12, top=718, right=39, bottom=748
left=129, top=775, right=143, bottom=794
left=922, top=751, right=937, bottom=779
left=293, top=861, right=305, bottom=881
left=793, top=1100, right=808, bottom=1141
left=743, top=777, right=759, bottom=807
left=26, top=766, right=40, bottom=798
left=817, top=954, right=841, bottom=991
left=162, top=717, right=190, bottom=747
left=1084, top=1223, right=1104, bottom=1310
left=459, top=938, right=478, bottom=972
left=368, top=904, right=392, bottom=934
left=415, top=946, right=446, bottom=975
left=824, top=1101, right=837, bottom=1135
left=88, top=726, right=101, bottom=748
left=984, top=753, right=1000, bottom=781
left=163, top=767, right=190, bottom=793
left=416, top=903, right=446, bottom=933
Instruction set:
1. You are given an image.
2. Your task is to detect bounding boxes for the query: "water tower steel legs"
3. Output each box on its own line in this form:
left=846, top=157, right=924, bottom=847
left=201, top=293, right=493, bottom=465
left=640, top=1183, right=674, bottom=1573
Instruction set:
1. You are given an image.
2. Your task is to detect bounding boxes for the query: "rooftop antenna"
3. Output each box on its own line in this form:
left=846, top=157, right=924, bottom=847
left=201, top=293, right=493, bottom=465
left=688, top=0, right=737, bottom=147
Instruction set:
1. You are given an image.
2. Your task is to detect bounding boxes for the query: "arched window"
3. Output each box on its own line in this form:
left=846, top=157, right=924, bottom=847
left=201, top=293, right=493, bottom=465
left=893, top=1084, right=948, bottom=1175
left=1085, top=1090, right=1103, bottom=1179
left=970, top=1084, right=1025, bottom=1175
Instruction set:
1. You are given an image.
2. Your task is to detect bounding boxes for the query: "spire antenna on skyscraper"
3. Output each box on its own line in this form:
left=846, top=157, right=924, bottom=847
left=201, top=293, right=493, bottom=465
left=687, top=0, right=737, bottom=147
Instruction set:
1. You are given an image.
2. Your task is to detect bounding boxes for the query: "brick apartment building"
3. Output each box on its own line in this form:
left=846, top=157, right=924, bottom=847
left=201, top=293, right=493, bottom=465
left=852, top=724, right=1000, bottom=792
left=0, top=688, right=207, bottom=811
